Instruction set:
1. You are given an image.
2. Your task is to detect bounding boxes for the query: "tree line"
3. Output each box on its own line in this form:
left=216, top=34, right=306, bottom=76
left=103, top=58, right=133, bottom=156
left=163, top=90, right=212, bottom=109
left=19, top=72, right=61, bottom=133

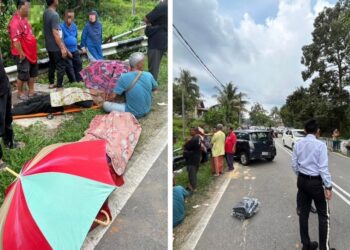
left=281, top=0, right=350, bottom=137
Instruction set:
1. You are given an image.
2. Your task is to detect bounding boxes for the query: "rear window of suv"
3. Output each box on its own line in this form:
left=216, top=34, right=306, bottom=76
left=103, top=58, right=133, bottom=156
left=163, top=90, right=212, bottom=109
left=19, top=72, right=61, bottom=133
left=249, top=132, right=271, bottom=142
left=236, top=132, right=249, bottom=140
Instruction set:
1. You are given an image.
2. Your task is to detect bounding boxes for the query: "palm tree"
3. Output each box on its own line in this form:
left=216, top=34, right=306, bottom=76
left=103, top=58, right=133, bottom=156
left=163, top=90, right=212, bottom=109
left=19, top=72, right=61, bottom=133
left=214, top=82, right=248, bottom=125
left=174, top=69, right=200, bottom=137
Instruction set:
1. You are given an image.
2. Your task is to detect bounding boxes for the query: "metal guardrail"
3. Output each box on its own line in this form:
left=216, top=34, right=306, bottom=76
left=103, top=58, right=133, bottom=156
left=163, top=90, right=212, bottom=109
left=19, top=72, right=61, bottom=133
left=4, top=34, right=148, bottom=83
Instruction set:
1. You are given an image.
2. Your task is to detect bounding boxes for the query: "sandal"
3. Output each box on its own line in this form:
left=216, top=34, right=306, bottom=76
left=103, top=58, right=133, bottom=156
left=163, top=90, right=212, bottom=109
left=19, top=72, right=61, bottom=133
left=18, top=94, right=29, bottom=101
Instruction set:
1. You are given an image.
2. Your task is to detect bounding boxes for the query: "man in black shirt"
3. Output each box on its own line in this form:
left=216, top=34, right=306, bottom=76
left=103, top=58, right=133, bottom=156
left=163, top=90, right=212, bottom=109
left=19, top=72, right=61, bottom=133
left=144, top=0, right=167, bottom=81
left=44, top=0, right=70, bottom=88
left=183, top=127, right=201, bottom=192
left=0, top=49, right=16, bottom=168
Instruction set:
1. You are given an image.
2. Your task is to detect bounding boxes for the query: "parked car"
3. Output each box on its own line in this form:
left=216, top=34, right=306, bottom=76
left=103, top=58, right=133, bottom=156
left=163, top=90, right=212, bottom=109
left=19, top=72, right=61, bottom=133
left=234, top=130, right=277, bottom=165
left=282, top=129, right=305, bottom=149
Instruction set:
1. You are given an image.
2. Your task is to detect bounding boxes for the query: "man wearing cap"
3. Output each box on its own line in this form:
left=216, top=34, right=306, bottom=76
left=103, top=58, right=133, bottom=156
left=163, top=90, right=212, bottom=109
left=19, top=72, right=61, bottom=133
left=292, top=119, right=335, bottom=250
left=103, top=52, right=158, bottom=118
left=8, top=0, right=38, bottom=100
left=44, top=0, right=69, bottom=89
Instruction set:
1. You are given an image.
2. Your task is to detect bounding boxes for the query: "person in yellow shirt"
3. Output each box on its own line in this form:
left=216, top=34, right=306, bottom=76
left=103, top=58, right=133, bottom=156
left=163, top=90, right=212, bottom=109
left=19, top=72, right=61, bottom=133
left=211, top=124, right=226, bottom=176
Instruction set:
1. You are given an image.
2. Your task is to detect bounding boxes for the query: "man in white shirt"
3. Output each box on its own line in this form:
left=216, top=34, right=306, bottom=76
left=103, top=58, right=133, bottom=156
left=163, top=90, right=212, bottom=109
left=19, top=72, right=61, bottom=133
left=292, top=119, right=335, bottom=250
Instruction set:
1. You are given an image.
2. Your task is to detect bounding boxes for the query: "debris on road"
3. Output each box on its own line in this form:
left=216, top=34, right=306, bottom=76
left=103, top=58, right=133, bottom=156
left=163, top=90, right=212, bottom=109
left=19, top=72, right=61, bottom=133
left=232, top=197, right=260, bottom=220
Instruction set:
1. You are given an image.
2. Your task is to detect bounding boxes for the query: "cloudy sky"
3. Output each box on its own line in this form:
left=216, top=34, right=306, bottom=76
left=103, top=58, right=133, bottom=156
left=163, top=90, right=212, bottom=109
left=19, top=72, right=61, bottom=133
left=173, top=0, right=337, bottom=112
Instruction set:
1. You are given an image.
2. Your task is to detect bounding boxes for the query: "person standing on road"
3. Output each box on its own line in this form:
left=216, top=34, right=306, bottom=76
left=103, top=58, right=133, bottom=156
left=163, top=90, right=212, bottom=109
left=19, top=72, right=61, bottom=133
left=292, top=119, right=335, bottom=250
left=225, top=127, right=237, bottom=171
left=332, top=128, right=340, bottom=152
left=183, top=127, right=201, bottom=192
left=211, top=124, right=226, bottom=176
left=144, top=0, right=167, bottom=81
left=8, top=0, right=38, bottom=100
left=44, top=0, right=70, bottom=89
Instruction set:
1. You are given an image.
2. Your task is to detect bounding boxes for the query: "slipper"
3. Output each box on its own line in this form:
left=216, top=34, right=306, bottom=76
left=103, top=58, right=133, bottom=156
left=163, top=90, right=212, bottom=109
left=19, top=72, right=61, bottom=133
left=49, top=84, right=57, bottom=89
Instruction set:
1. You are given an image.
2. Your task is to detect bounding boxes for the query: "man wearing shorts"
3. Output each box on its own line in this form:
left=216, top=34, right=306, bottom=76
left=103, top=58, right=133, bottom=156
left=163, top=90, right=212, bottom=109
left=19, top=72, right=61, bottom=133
left=8, top=0, right=38, bottom=101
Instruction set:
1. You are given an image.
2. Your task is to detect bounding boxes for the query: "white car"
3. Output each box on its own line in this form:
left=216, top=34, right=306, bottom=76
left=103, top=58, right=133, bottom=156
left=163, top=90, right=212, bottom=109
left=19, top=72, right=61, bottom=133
left=282, top=129, right=305, bottom=149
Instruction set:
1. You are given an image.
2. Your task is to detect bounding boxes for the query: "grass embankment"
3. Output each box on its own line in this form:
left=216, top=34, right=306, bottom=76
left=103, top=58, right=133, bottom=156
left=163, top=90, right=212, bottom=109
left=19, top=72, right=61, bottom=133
left=173, top=117, right=217, bottom=218
left=0, top=56, right=168, bottom=204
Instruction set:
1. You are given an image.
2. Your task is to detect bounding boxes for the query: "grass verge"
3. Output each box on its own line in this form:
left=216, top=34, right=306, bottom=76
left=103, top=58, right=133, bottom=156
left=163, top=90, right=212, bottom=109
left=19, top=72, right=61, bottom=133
left=0, top=55, right=168, bottom=205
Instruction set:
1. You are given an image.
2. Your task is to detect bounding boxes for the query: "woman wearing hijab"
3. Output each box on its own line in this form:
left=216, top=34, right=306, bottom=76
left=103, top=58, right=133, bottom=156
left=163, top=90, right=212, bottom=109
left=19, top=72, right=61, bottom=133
left=81, top=10, right=103, bottom=61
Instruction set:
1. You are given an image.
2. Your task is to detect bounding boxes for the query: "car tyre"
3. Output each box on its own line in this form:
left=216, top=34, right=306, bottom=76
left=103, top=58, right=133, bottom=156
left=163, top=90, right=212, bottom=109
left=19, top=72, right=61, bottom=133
left=240, top=152, right=250, bottom=166
left=266, top=156, right=275, bottom=162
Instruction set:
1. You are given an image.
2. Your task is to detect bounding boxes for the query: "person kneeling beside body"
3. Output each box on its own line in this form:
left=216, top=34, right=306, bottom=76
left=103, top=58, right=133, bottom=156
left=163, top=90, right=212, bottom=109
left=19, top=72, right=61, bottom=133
left=103, top=52, right=158, bottom=118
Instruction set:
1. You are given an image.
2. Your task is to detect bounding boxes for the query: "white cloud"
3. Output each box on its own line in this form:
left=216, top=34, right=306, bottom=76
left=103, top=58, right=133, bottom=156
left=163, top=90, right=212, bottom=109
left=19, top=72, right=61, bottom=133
left=173, top=0, right=335, bottom=112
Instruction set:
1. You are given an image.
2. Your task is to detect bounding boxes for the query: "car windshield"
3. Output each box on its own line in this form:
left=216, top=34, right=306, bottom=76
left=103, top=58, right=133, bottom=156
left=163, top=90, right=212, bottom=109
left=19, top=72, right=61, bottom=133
left=250, top=132, right=271, bottom=141
left=293, top=130, right=305, bottom=137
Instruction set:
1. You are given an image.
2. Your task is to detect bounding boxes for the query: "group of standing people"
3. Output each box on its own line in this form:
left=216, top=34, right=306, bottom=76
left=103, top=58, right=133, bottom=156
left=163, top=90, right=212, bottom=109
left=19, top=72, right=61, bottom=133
left=182, top=124, right=237, bottom=192
left=1, top=0, right=167, bottom=169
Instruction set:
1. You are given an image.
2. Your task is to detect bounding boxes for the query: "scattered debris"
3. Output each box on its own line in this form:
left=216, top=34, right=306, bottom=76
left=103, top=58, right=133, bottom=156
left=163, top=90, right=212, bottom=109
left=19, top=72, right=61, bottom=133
left=157, top=102, right=167, bottom=106
left=232, top=197, right=260, bottom=220
left=192, top=205, right=200, bottom=209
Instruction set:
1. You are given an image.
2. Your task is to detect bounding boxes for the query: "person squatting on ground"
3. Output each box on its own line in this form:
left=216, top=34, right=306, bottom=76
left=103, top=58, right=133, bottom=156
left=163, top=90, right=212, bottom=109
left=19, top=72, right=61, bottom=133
left=211, top=124, right=226, bottom=176
left=292, top=119, right=335, bottom=250
left=225, top=127, right=237, bottom=171
left=144, top=0, right=167, bottom=81
left=183, top=127, right=202, bottom=192
left=8, top=0, right=38, bottom=101
left=81, top=10, right=103, bottom=61
left=173, top=176, right=189, bottom=228
left=61, top=9, right=83, bottom=83
left=103, top=52, right=158, bottom=118
left=44, top=0, right=70, bottom=89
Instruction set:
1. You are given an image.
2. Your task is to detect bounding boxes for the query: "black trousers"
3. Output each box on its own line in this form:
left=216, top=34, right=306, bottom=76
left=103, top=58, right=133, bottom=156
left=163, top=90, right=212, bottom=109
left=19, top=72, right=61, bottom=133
left=0, top=60, right=14, bottom=159
left=48, top=51, right=67, bottom=87
left=66, top=51, right=83, bottom=83
left=148, top=49, right=165, bottom=81
left=297, top=175, right=330, bottom=250
left=187, top=164, right=199, bottom=190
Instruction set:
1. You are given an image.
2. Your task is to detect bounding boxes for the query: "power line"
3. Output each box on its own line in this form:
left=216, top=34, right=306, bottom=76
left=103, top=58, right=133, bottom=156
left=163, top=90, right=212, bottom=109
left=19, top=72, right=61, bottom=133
left=173, top=24, right=224, bottom=87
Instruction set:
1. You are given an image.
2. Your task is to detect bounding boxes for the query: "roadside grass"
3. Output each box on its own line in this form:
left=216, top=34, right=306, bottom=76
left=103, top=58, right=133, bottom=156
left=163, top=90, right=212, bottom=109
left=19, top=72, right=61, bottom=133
left=0, top=56, right=168, bottom=205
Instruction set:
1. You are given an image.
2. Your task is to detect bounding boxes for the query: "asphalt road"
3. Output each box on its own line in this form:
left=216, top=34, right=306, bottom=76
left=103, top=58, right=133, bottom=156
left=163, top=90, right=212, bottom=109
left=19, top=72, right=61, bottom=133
left=190, top=138, right=350, bottom=250
left=95, top=147, right=168, bottom=250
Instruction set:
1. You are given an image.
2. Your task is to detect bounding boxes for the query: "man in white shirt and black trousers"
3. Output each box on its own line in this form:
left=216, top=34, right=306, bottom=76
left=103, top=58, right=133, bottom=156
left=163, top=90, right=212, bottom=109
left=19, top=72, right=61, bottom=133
left=292, top=119, right=335, bottom=250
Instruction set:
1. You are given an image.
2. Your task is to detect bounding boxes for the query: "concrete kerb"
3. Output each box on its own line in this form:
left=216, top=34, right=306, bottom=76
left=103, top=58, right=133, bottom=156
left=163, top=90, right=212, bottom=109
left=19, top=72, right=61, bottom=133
left=81, top=124, right=168, bottom=249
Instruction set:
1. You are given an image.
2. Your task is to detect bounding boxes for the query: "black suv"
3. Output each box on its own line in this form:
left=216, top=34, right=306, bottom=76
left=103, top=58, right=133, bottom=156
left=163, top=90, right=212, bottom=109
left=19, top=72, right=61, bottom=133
left=234, top=130, right=276, bottom=165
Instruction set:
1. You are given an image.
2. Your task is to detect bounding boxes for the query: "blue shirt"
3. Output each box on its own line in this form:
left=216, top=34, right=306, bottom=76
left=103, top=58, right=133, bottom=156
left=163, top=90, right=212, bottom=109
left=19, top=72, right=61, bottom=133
left=60, top=22, right=78, bottom=52
left=114, top=71, right=158, bottom=118
left=292, top=134, right=332, bottom=188
left=173, top=186, right=188, bottom=228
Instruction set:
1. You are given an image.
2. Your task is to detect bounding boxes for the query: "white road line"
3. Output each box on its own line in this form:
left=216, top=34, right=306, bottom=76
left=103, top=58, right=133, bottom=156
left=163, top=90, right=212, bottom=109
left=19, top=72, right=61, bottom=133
left=181, top=177, right=231, bottom=250
left=332, top=182, right=350, bottom=199
left=275, top=141, right=350, bottom=207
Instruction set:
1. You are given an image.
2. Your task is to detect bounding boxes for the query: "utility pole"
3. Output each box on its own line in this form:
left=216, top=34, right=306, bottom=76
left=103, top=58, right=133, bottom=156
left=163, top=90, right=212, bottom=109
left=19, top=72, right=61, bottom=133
left=182, top=86, right=185, bottom=139
left=132, top=0, right=136, bottom=15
